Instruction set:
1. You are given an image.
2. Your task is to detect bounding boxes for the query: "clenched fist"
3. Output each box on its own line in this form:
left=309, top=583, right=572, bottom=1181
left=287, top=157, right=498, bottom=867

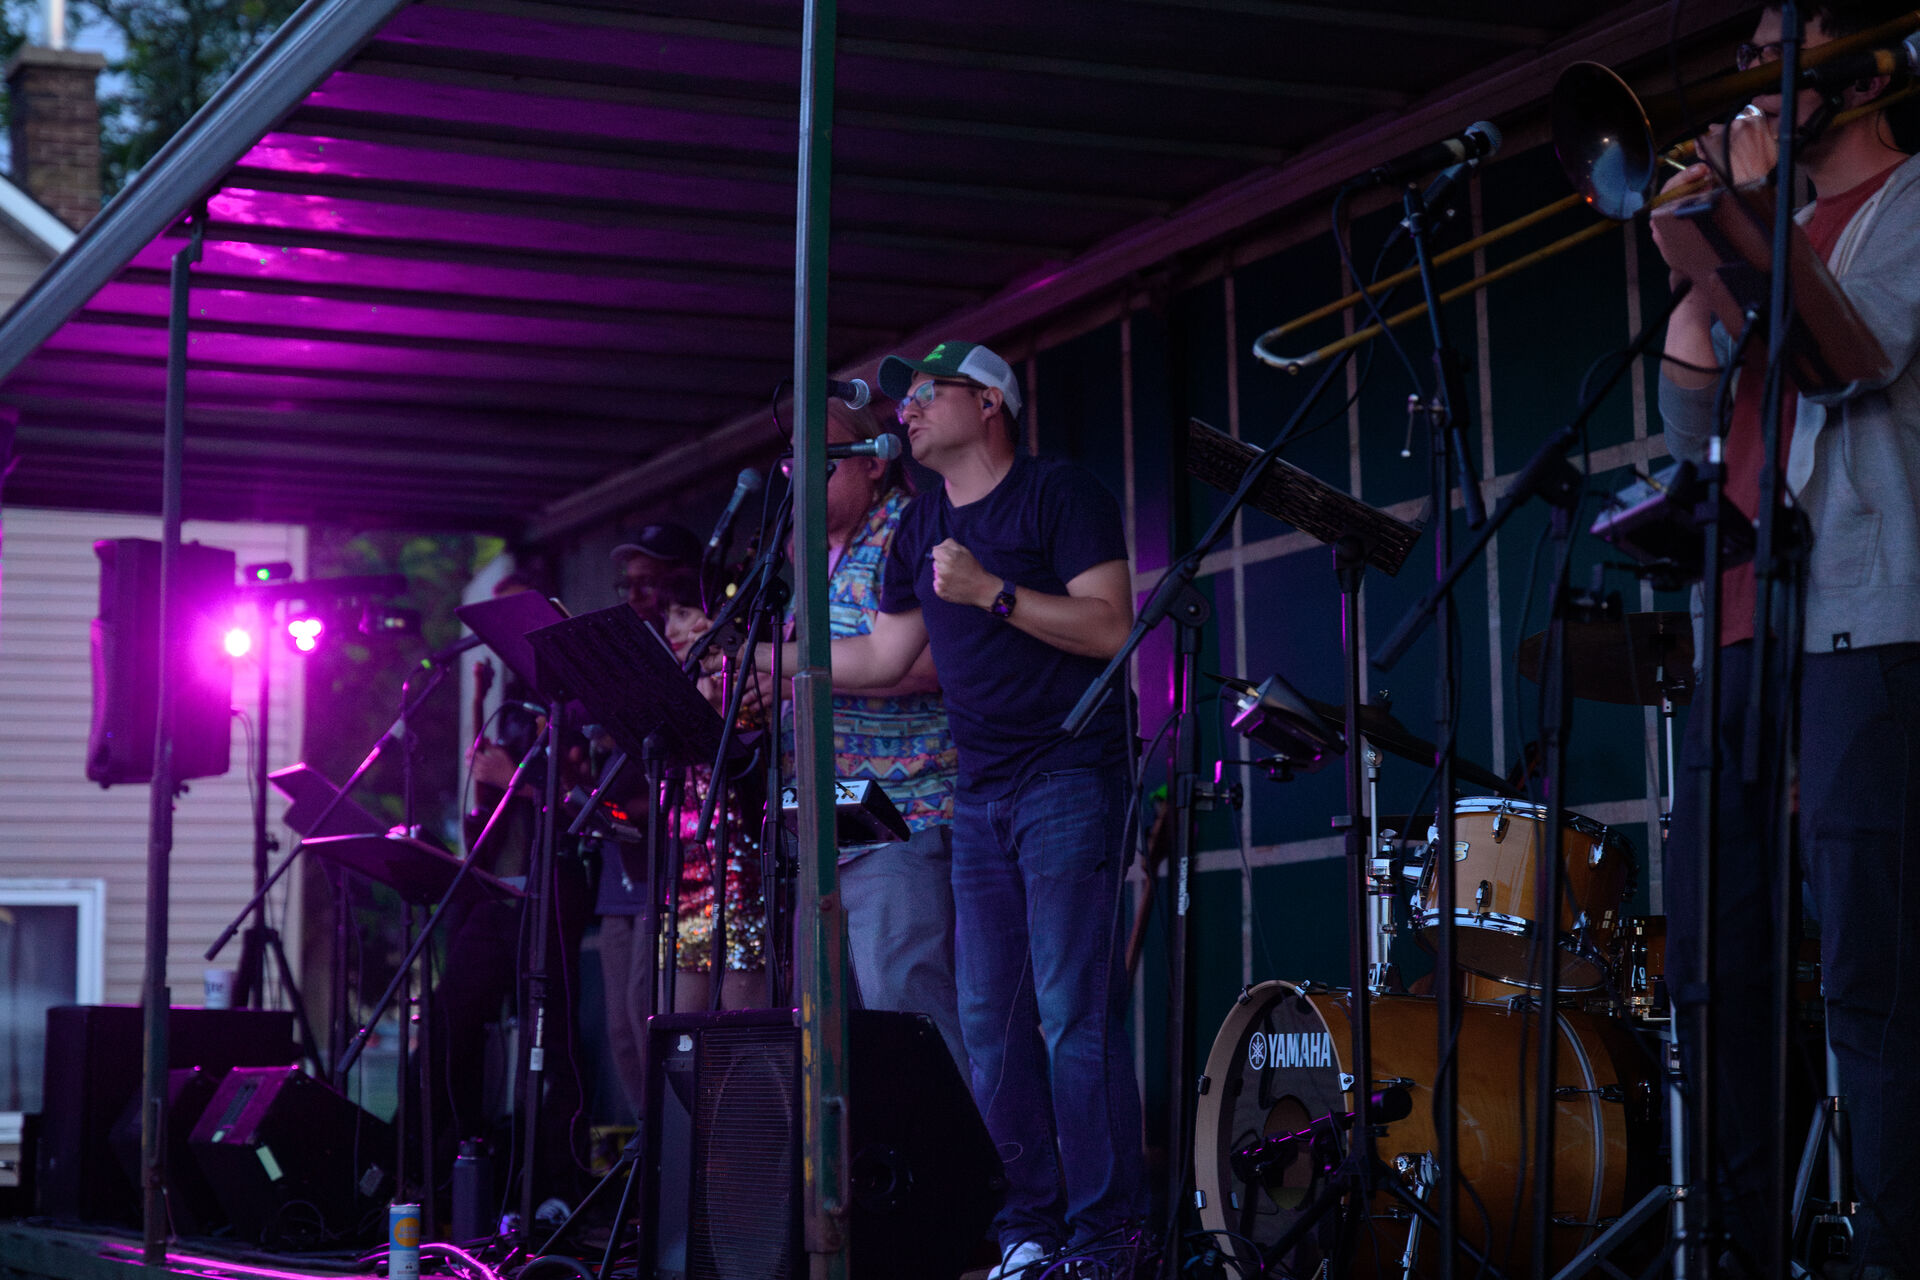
left=931, top=538, right=998, bottom=610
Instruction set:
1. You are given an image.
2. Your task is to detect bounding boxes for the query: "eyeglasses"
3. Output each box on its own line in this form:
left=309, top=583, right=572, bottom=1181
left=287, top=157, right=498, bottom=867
left=894, top=377, right=978, bottom=423
left=1735, top=40, right=1784, bottom=71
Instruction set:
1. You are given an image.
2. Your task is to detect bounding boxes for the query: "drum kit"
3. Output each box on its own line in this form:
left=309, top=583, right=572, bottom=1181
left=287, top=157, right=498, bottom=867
left=1196, top=612, right=1721, bottom=1277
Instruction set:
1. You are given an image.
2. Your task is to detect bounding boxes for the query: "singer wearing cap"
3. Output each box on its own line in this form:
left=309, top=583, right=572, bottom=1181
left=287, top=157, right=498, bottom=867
left=751, top=394, right=967, bottom=1068
left=1653, top=1, right=1920, bottom=1272
left=762, top=341, right=1146, bottom=1274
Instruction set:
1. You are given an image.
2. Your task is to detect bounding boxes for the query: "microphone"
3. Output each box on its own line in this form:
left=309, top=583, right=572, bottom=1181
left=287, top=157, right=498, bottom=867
left=1801, top=32, right=1920, bottom=89
left=705, top=467, right=764, bottom=558
left=426, top=632, right=486, bottom=665
left=826, top=377, right=871, bottom=409
left=826, top=433, right=904, bottom=461
left=1358, top=121, right=1502, bottom=188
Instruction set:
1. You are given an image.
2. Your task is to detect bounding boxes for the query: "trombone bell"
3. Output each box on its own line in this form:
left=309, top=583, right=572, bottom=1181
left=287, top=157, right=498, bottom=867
left=1553, top=61, right=1656, bottom=220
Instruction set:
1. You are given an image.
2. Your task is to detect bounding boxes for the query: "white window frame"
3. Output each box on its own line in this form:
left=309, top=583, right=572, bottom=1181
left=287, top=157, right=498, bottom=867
left=0, top=878, right=106, bottom=1004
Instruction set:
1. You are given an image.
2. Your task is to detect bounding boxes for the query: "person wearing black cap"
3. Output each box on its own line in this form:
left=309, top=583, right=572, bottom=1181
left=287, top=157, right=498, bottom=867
left=763, top=341, right=1146, bottom=1275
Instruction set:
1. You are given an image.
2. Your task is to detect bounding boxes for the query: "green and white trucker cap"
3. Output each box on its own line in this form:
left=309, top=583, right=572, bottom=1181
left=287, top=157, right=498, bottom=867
left=877, top=341, right=1022, bottom=420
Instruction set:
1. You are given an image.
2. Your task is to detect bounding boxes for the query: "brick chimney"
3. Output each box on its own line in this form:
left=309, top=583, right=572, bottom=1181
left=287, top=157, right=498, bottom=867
left=6, top=46, right=106, bottom=231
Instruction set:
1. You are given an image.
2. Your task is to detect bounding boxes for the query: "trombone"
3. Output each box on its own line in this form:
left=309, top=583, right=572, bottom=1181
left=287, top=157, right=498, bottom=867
left=1254, top=11, right=1920, bottom=372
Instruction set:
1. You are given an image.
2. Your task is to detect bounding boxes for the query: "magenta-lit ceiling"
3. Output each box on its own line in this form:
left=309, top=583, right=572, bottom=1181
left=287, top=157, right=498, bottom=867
left=0, top=0, right=1748, bottom=537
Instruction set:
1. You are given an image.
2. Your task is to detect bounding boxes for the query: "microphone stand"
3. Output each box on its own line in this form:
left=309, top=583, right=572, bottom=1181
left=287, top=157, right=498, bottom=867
left=1396, top=173, right=1480, bottom=1280
left=1374, top=282, right=1695, bottom=1277
left=1065, top=336, right=1359, bottom=1278
left=1064, top=175, right=1482, bottom=1274
left=1751, top=16, right=1812, bottom=1278
left=686, top=474, right=796, bottom=1009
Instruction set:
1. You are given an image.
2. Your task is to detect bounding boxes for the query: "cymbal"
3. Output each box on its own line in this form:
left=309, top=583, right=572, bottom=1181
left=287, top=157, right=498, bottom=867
left=1302, top=696, right=1521, bottom=798
left=1516, top=610, right=1694, bottom=706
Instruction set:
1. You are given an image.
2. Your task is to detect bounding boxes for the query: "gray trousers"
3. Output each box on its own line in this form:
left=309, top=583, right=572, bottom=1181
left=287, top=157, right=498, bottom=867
left=596, top=912, right=649, bottom=1119
left=841, top=823, right=966, bottom=1073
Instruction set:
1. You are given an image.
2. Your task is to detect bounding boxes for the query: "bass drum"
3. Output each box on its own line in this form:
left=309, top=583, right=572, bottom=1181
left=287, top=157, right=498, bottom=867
left=1195, top=981, right=1654, bottom=1277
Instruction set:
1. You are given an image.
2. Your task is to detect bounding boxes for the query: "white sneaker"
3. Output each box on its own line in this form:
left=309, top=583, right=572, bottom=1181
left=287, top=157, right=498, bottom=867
left=986, top=1240, right=1051, bottom=1280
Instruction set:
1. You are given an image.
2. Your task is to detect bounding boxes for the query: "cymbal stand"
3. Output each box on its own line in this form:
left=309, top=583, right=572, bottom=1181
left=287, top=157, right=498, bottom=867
left=1790, top=1031, right=1854, bottom=1276
left=1251, top=537, right=1514, bottom=1280
left=1550, top=1029, right=1686, bottom=1280
left=1524, top=453, right=1585, bottom=1279
left=1374, top=279, right=1698, bottom=1276
left=1363, top=745, right=1397, bottom=996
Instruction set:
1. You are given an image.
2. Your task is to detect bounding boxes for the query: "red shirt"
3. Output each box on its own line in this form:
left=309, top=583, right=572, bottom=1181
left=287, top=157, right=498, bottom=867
left=1718, top=162, right=1899, bottom=646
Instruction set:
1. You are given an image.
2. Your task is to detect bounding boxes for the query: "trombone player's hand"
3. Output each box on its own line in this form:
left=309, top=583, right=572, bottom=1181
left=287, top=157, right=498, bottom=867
left=1647, top=111, right=1774, bottom=391
left=1687, top=107, right=1778, bottom=189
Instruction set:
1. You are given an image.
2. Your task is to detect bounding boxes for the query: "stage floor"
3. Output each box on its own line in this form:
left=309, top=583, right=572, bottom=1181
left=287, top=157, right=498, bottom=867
left=0, top=1222, right=1004, bottom=1280
left=1, top=1224, right=374, bottom=1280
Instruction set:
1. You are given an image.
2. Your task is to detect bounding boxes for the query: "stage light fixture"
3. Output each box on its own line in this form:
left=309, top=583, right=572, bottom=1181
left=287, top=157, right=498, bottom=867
left=287, top=617, right=324, bottom=653
left=222, top=627, right=253, bottom=659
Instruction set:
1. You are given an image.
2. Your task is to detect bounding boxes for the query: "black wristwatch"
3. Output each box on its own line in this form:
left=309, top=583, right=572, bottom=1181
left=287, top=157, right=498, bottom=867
left=990, top=579, right=1017, bottom=620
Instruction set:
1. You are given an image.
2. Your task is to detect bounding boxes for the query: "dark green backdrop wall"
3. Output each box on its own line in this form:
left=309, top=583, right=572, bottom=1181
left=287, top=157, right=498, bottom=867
left=1023, top=139, right=1692, bottom=1150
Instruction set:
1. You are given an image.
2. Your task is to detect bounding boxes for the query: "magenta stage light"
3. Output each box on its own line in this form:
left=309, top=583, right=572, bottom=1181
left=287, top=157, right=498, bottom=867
left=286, top=616, right=324, bottom=652
left=222, top=626, right=253, bottom=658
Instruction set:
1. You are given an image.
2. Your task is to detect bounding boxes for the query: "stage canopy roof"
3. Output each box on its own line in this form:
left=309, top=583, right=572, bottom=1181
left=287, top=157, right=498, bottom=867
left=0, top=0, right=1749, bottom=538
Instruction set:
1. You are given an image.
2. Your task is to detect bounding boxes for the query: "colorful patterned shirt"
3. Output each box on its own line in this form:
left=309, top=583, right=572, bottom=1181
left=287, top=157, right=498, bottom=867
left=794, top=487, right=957, bottom=832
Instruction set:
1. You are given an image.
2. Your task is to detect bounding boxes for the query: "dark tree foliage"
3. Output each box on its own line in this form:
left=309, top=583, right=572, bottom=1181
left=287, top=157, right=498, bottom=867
left=82, top=0, right=302, bottom=191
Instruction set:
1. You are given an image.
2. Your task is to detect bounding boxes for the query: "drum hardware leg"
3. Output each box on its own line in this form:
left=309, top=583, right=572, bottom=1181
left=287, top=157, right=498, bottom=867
left=1473, top=880, right=1491, bottom=916
left=1788, top=1030, right=1854, bottom=1277
left=1547, top=1182, right=1678, bottom=1280
left=1658, top=683, right=1677, bottom=846
left=1394, top=1152, right=1438, bottom=1280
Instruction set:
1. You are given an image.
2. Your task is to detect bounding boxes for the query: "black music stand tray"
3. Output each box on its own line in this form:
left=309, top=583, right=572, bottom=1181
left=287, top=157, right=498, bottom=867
left=303, top=833, right=524, bottom=908
left=525, top=605, right=732, bottom=767
left=455, top=589, right=572, bottom=692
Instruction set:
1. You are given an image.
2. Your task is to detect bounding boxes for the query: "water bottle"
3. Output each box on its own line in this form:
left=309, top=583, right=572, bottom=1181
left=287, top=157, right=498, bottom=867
left=450, top=1139, right=494, bottom=1244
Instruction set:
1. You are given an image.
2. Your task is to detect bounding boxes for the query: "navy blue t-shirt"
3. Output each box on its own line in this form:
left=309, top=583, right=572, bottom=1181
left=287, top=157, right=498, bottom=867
left=880, top=454, right=1132, bottom=800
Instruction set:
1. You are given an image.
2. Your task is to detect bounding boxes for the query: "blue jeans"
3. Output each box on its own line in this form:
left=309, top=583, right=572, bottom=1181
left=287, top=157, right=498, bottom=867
left=1669, top=641, right=1920, bottom=1272
left=952, top=768, right=1147, bottom=1250
left=1800, top=643, right=1920, bottom=1272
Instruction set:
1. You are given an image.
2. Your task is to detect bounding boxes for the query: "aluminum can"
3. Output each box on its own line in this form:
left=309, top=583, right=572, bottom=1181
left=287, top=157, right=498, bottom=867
left=389, top=1202, right=421, bottom=1280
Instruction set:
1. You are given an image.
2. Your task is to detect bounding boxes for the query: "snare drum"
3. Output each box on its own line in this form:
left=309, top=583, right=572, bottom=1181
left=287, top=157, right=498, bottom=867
left=1414, top=798, right=1634, bottom=991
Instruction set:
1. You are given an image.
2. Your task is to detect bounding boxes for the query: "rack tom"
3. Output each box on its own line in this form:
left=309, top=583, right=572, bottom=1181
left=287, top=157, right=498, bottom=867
left=1414, top=798, right=1633, bottom=991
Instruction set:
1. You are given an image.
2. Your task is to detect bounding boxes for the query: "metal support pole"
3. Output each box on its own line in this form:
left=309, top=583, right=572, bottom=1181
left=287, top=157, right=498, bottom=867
left=141, top=207, right=203, bottom=1264
left=792, top=2, right=848, bottom=1275
left=1752, top=16, right=1803, bottom=1276
left=247, top=622, right=271, bottom=1006
left=1407, top=189, right=1463, bottom=1278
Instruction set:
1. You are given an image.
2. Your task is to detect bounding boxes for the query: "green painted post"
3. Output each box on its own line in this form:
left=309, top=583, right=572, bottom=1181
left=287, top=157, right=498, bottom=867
left=791, top=1, right=849, bottom=1276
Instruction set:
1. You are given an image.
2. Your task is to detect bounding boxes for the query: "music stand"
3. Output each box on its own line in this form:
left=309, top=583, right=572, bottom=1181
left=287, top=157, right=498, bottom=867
left=268, top=762, right=387, bottom=838
left=455, top=590, right=572, bottom=692
left=526, top=606, right=732, bottom=768
left=1183, top=417, right=1524, bottom=1275
left=304, top=833, right=525, bottom=909
left=521, top=605, right=734, bottom=1261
